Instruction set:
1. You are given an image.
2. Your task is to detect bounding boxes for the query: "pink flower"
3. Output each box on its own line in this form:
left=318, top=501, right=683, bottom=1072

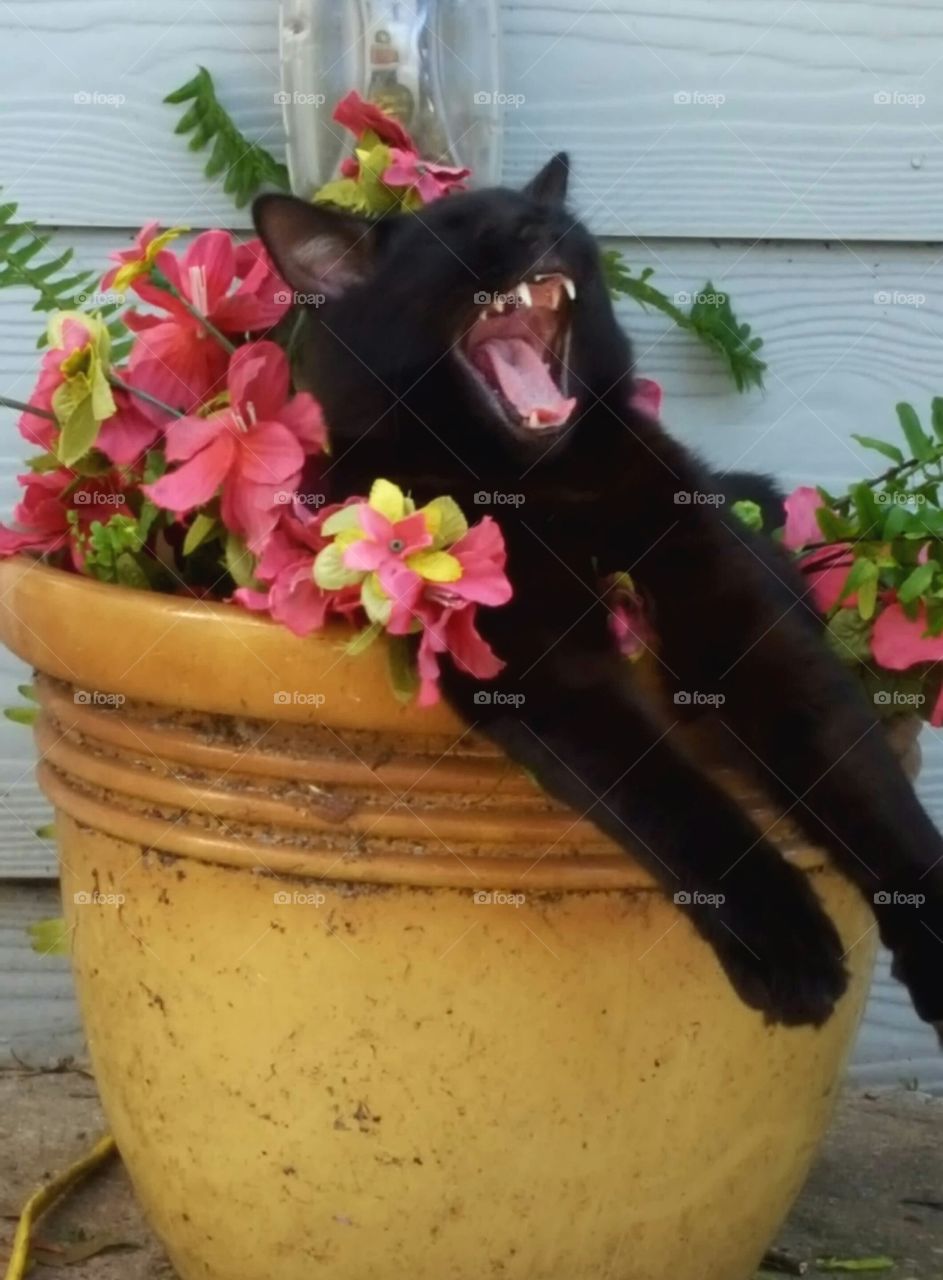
left=333, top=91, right=414, bottom=150
left=126, top=231, right=291, bottom=413
left=342, top=503, right=433, bottom=606
left=95, top=367, right=171, bottom=468
left=383, top=148, right=470, bottom=204
left=101, top=221, right=186, bottom=295
left=0, top=468, right=133, bottom=570
left=872, top=602, right=943, bottom=725
left=143, top=342, right=326, bottom=552
left=235, top=501, right=359, bottom=636
left=17, top=317, right=101, bottom=453
left=782, top=486, right=825, bottom=550
left=396, top=518, right=513, bottom=705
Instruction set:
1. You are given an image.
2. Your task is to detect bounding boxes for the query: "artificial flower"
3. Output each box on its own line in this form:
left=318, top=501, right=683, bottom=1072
left=143, top=342, right=325, bottom=552
left=333, top=90, right=413, bottom=151
left=101, top=221, right=187, bottom=295
left=383, top=148, right=470, bottom=205
left=0, top=468, right=132, bottom=569
left=125, top=229, right=291, bottom=413
left=871, top=602, right=943, bottom=725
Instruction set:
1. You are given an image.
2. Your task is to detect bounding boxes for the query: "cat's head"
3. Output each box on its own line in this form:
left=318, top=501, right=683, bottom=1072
left=254, top=156, right=632, bottom=473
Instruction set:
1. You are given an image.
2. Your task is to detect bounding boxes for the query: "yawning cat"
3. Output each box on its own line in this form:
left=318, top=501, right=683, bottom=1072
left=255, top=156, right=943, bottom=1040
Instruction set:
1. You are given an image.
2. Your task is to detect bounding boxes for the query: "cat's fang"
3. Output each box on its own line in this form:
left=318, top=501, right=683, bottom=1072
left=562, top=276, right=577, bottom=301
left=516, top=283, right=534, bottom=308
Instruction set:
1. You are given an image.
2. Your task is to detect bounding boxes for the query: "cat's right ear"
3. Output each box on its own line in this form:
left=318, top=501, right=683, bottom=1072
left=253, top=195, right=378, bottom=299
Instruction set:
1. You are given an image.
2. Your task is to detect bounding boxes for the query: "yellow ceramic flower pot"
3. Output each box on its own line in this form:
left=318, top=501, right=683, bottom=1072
left=0, top=556, right=894, bottom=1280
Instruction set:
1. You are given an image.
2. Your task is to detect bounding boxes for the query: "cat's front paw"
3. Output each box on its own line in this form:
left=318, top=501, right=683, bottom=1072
left=698, top=866, right=849, bottom=1027
left=882, top=872, right=943, bottom=1046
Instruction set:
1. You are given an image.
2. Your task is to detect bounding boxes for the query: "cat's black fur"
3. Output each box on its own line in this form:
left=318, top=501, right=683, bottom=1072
left=255, top=159, right=943, bottom=1038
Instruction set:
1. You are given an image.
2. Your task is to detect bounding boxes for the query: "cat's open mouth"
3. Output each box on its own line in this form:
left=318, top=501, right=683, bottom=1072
left=462, top=273, right=577, bottom=433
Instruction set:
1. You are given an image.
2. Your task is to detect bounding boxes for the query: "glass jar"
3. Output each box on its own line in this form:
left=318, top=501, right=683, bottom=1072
left=279, top=0, right=503, bottom=197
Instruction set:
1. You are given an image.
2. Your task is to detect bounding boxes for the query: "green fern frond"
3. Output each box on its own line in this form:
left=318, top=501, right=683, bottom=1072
left=0, top=198, right=99, bottom=315
left=165, top=67, right=291, bottom=208
left=603, top=252, right=767, bottom=393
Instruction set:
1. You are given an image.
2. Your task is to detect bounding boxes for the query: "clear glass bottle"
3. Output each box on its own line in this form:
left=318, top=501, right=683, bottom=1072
left=279, top=0, right=503, bottom=197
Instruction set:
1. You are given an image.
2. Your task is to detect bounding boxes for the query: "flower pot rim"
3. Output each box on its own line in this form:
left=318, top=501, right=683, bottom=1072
left=0, top=554, right=463, bottom=734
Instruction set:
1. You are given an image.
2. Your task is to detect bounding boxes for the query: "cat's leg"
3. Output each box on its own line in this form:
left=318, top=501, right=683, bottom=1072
left=661, top=559, right=943, bottom=1043
left=443, top=667, right=849, bottom=1028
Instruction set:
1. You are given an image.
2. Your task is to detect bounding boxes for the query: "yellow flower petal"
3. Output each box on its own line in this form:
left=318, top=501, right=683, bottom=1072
left=369, top=478, right=406, bottom=523
left=406, top=549, right=463, bottom=583
left=420, top=496, right=468, bottom=548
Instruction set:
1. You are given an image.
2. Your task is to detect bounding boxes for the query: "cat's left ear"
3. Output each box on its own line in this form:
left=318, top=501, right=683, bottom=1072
left=253, top=194, right=380, bottom=298
left=524, top=152, right=570, bottom=206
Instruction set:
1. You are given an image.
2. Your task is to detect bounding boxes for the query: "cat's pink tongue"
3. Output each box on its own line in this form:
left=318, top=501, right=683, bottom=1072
left=475, top=337, right=576, bottom=427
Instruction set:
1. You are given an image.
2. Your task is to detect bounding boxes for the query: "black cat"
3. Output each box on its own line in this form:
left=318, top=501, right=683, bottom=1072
left=255, top=156, right=943, bottom=1039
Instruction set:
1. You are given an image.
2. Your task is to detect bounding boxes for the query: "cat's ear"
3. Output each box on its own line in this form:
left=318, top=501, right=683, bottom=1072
left=524, top=152, right=570, bottom=206
left=253, top=194, right=379, bottom=298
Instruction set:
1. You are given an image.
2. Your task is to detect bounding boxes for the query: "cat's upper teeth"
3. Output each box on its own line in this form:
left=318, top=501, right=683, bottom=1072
left=561, top=276, right=577, bottom=301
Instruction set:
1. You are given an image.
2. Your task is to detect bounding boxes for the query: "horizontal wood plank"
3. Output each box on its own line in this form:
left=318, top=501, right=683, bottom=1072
left=3, top=2, right=943, bottom=237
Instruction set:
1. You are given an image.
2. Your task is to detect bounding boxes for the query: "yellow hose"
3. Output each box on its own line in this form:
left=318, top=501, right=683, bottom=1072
left=3, top=1133, right=117, bottom=1280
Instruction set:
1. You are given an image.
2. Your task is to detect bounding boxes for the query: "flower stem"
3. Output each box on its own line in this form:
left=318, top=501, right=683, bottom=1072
left=174, top=292, right=237, bottom=354
left=108, top=374, right=183, bottom=419
left=0, top=395, right=56, bottom=423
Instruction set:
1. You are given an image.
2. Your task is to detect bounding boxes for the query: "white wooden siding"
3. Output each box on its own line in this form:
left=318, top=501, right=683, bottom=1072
left=0, top=1, right=940, bottom=1079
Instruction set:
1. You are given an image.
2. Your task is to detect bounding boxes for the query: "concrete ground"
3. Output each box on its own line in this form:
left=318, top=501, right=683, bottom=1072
left=0, top=1073, right=940, bottom=1278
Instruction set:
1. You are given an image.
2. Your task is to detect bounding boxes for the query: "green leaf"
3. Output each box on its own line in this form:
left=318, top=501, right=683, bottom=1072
left=0, top=193, right=106, bottom=316
left=224, top=533, right=258, bottom=589
left=825, top=608, right=873, bottom=664
left=896, top=402, right=933, bottom=462
left=183, top=512, right=219, bottom=557
left=4, top=706, right=37, bottom=725
left=17, top=683, right=37, bottom=702
left=165, top=67, right=290, bottom=209
left=313, top=544, right=362, bottom=591
left=601, top=253, right=766, bottom=393
left=35, top=822, right=56, bottom=840
left=387, top=635, right=420, bottom=704
left=851, top=433, right=904, bottom=466
left=931, top=396, right=943, bottom=442
left=82, top=515, right=150, bottom=587
left=851, top=482, right=882, bottom=536
left=731, top=499, right=763, bottom=531
left=898, top=560, right=937, bottom=604
left=345, top=621, right=383, bottom=656
left=27, top=916, right=70, bottom=956
left=837, top=557, right=879, bottom=617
